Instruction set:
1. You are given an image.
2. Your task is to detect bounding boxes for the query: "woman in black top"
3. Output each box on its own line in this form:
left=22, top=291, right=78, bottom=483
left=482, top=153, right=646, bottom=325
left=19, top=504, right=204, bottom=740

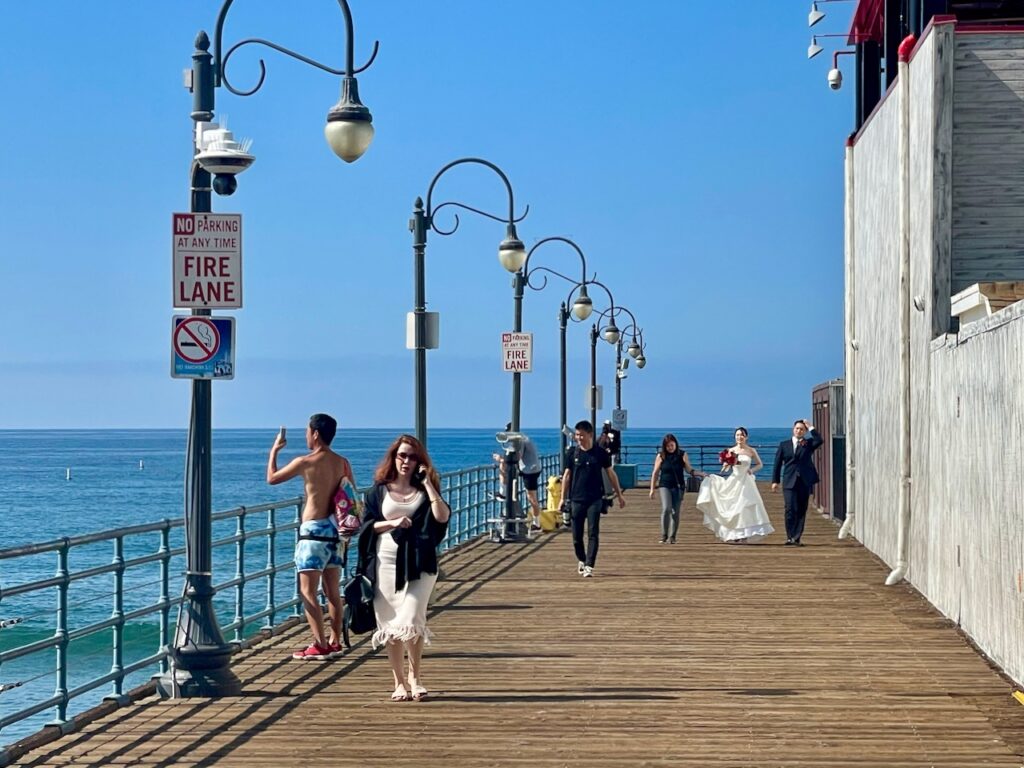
left=649, top=433, right=701, bottom=543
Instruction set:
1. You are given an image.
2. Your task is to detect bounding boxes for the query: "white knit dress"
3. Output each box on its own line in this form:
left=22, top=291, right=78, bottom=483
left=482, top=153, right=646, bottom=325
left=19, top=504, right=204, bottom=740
left=371, top=491, right=438, bottom=648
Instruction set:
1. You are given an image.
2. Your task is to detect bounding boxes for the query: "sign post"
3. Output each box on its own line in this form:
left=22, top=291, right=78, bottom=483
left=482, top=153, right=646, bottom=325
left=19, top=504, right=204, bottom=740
left=173, top=213, right=243, bottom=308
left=501, top=332, right=533, bottom=373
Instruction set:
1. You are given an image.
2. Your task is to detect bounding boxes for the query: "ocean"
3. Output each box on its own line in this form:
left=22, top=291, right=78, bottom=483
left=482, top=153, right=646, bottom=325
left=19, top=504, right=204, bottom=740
left=0, top=426, right=789, bottom=745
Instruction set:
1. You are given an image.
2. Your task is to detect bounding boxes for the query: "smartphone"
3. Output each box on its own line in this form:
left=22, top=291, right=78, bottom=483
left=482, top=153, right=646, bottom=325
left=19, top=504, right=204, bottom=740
left=279, top=426, right=287, bottom=441
left=416, top=465, right=427, bottom=480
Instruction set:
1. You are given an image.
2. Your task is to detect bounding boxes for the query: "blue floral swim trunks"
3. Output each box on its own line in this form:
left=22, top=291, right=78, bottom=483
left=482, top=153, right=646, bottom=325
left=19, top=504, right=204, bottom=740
left=294, top=518, right=343, bottom=572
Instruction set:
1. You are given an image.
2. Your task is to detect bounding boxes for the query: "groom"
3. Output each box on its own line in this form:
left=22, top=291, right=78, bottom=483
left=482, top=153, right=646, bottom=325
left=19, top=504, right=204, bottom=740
left=771, top=419, right=823, bottom=546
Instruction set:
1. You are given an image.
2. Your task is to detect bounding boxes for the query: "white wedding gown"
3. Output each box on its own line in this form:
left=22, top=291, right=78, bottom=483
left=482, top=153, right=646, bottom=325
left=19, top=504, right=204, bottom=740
left=696, top=454, right=774, bottom=542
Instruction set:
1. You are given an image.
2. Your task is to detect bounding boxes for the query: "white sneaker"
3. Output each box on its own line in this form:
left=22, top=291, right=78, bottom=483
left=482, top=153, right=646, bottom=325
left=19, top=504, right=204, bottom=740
left=577, top=561, right=585, bottom=574
left=582, top=566, right=594, bottom=578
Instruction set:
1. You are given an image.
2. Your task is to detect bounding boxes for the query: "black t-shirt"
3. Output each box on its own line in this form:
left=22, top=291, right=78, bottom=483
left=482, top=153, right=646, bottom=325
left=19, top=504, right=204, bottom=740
left=564, top=445, right=612, bottom=503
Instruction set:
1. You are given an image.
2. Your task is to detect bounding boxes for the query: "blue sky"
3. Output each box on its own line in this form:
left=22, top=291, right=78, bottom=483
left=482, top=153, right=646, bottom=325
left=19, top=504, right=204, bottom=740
left=0, top=1, right=855, bottom=430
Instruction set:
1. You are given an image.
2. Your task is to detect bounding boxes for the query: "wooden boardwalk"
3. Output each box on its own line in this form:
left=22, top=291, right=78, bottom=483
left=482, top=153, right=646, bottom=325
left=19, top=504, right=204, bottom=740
left=10, top=487, right=1024, bottom=767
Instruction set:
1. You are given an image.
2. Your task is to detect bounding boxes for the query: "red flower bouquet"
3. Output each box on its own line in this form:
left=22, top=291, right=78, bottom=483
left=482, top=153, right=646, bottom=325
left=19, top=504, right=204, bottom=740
left=718, top=449, right=738, bottom=466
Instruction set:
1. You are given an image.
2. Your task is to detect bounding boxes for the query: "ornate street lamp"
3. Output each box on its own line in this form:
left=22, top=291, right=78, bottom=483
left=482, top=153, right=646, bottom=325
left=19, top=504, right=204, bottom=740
left=162, top=0, right=378, bottom=699
left=215, top=0, right=378, bottom=163
left=592, top=305, right=641, bottom=425
left=408, top=158, right=527, bottom=448
left=572, top=279, right=644, bottom=427
left=614, top=323, right=645, bottom=410
left=510, top=236, right=595, bottom=432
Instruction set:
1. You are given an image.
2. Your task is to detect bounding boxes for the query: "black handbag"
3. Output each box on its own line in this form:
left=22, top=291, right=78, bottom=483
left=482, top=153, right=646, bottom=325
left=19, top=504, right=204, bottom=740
left=342, top=572, right=376, bottom=638
left=341, top=521, right=378, bottom=646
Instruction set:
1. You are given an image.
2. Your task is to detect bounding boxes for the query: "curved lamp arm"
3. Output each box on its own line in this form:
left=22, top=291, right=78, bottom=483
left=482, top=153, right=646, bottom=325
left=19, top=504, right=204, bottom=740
left=424, top=158, right=529, bottom=240
left=569, top=278, right=616, bottom=323
left=593, top=299, right=638, bottom=346
left=214, top=0, right=379, bottom=96
left=523, top=237, right=592, bottom=289
left=618, top=322, right=645, bottom=358
left=525, top=266, right=578, bottom=292
left=598, top=305, right=638, bottom=328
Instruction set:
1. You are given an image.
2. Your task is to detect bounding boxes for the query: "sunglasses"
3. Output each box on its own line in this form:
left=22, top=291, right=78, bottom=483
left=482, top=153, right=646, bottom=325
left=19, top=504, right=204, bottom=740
left=396, top=451, right=419, bottom=463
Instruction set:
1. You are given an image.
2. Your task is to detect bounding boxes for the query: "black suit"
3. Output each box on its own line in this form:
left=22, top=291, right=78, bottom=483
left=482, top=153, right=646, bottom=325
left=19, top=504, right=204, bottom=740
left=771, top=430, right=823, bottom=543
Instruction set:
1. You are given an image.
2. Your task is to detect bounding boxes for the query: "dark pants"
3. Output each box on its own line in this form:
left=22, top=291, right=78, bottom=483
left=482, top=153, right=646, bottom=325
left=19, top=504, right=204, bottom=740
left=784, top=478, right=811, bottom=542
left=571, top=499, right=603, bottom=567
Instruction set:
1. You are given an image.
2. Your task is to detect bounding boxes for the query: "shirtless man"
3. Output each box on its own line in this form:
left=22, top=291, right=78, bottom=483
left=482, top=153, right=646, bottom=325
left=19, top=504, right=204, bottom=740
left=267, top=413, right=356, bottom=660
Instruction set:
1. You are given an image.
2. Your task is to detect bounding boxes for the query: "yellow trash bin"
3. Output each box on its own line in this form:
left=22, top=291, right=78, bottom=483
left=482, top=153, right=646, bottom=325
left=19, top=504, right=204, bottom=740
left=540, top=475, right=562, bottom=531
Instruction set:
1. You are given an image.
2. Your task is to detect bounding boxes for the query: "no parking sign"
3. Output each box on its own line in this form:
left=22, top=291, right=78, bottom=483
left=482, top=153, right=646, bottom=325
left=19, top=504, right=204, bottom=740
left=171, top=316, right=235, bottom=379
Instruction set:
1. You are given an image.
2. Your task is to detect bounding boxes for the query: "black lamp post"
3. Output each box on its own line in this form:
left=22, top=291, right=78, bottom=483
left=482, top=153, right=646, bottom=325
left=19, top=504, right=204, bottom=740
left=578, top=281, right=641, bottom=428
left=614, top=324, right=645, bottom=410
left=510, top=237, right=595, bottom=433
left=408, top=159, right=527, bottom=449
left=161, top=0, right=377, bottom=699
left=568, top=279, right=619, bottom=427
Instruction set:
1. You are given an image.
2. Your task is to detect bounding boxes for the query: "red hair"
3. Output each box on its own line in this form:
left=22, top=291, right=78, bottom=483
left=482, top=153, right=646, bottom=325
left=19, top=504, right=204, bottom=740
left=373, top=434, right=441, bottom=488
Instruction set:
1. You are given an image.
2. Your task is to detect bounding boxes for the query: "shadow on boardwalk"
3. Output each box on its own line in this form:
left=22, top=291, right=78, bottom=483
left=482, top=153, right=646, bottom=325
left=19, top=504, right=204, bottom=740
left=10, top=487, right=1024, bottom=767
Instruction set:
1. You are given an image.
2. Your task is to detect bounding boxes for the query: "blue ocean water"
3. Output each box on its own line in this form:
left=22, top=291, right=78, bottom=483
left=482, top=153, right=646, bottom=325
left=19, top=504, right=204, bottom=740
left=0, top=426, right=787, bottom=745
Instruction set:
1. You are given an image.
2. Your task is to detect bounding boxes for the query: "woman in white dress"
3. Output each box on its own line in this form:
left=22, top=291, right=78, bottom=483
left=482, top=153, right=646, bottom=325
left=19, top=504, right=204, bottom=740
left=696, top=427, right=774, bottom=543
left=361, top=435, right=450, bottom=702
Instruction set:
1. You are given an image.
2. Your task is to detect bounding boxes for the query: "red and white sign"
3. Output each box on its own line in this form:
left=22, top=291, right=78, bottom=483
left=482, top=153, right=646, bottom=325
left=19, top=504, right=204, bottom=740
left=502, top=331, right=533, bottom=373
left=173, top=317, right=221, bottom=363
left=173, top=213, right=243, bottom=308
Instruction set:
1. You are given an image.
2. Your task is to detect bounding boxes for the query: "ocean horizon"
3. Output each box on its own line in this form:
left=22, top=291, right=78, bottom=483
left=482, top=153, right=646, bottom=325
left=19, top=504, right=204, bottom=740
left=1, top=426, right=792, bottom=548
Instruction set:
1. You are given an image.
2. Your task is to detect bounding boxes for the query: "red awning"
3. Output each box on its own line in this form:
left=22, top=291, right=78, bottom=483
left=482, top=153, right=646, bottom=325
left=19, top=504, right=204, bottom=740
left=849, top=0, right=884, bottom=44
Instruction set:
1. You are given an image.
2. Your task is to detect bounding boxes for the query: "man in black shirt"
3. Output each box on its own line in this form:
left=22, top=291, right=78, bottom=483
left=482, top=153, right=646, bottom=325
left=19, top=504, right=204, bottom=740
left=561, top=420, right=626, bottom=578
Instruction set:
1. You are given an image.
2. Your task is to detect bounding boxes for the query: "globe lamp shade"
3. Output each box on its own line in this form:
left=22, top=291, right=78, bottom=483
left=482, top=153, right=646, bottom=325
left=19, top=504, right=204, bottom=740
left=498, top=237, right=527, bottom=273
left=325, top=77, right=374, bottom=163
left=572, top=293, right=594, bottom=320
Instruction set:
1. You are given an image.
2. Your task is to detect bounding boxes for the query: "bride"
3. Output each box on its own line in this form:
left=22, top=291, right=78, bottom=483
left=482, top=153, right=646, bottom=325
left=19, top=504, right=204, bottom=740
left=696, top=427, right=774, bottom=543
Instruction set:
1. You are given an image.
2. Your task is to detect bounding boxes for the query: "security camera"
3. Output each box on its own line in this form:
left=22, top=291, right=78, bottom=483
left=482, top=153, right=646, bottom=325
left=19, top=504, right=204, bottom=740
left=212, top=175, right=237, bottom=196
left=194, top=121, right=255, bottom=196
left=827, top=68, right=843, bottom=90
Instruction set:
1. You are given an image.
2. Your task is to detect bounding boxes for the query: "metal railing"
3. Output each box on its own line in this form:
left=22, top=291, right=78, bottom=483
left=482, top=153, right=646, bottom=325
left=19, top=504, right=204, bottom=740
left=0, top=457, right=555, bottom=749
left=620, top=444, right=777, bottom=485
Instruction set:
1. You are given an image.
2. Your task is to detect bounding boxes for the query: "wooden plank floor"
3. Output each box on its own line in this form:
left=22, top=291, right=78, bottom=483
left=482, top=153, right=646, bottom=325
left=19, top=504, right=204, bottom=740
left=11, top=487, right=1024, bottom=767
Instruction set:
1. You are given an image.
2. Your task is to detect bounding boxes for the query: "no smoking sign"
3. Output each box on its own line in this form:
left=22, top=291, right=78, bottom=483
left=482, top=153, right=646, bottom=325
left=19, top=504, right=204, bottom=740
left=171, top=316, right=235, bottom=380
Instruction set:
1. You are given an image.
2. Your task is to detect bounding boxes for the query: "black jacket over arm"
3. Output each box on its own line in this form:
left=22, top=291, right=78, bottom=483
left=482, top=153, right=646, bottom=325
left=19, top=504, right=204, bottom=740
left=355, top=483, right=449, bottom=594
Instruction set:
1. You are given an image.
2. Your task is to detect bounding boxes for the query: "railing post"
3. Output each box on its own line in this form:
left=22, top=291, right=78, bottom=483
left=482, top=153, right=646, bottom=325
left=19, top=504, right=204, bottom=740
left=467, top=470, right=473, bottom=540
left=466, top=469, right=474, bottom=541
left=233, top=507, right=246, bottom=644
left=106, top=535, right=130, bottom=704
left=50, top=539, right=70, bottom=728
left=293, top=502, right=302, bottom=618
left=265, top=506, right=277, bottom=629
left=158, top=520, right=171, bottom=675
